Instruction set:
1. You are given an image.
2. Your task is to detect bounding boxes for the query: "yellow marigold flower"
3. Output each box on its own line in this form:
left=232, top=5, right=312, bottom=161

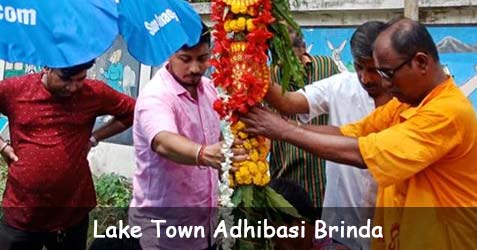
left=235, top=175, right=244, bottom=184
left=238, top=166, right=250, bottom=176
left=257, top=161, right=268, bottom=174
left=243, top=175, right=253, bottom=185
left=228, top=20, right=236, bottom=32
left=239, top=5, right=247, bottom=14
left=246, top=18, right=255, bottom=32
left=231, top=4, right=241, bottom=14
left=224, top=20, right=232, bottom=33
left=233, top=121, right=246, bottom=131
left=237, top=17, right=246, bottom=31
left=243, top=139, right=252, bottom=149
left=238, top=131, right=248, bottom=140
left=253, top=173, right=263, bottom=185
left=249, top=149, right=259, bottom=162
left=262, top=174, right=270, bottom=185
left=247, top=162, right=259, bottom=174
left=250, top=137, right=258, bottom=147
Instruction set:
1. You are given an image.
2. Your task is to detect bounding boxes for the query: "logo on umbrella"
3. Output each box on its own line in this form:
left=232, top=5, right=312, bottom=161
left=144, top=9, right=179, bottom=36
left=0, top=4, right=37, bottom=26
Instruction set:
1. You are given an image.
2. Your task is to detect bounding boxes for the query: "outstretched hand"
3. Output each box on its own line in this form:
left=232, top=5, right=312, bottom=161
left=240, top=106, right=294, bottom=140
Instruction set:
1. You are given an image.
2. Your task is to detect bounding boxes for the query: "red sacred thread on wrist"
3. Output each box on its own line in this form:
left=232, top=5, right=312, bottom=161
left=197, top=145, right=206, bottom=166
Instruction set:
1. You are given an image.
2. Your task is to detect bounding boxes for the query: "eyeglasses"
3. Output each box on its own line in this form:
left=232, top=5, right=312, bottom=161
left=376, top=55, right=414, bottom=80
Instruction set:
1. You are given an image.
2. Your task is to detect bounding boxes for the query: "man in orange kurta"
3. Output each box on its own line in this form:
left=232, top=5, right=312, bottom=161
left=241, top=18, right=477, bottom=250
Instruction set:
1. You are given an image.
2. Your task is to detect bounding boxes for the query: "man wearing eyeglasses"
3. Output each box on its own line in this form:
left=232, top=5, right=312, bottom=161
left=0, top=60, right=135, bottom=250
left=241, top=17, right=477, bottom=250
left=264, top=21, right=392, bottom=250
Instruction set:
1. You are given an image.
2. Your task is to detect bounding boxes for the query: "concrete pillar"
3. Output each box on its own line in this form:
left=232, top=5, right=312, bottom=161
left=404, top=0, right=419, bottom=20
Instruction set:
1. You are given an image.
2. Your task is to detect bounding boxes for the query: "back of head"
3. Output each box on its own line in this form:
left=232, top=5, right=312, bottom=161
left=383, top=17, right=439, bottom=62
left=350, top=21, right=387, bottom=60
left=287, top=26, right=305, bottom=49
left=51, top=60, right=95, bottom=79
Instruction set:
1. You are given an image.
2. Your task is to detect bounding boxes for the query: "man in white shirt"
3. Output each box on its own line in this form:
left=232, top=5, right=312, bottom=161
left=264, top=21, right=392, bottom=250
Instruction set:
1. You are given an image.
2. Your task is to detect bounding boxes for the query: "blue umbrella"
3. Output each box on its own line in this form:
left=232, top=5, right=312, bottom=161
left=118, top=0, right=202, bottom=66
left=0, top=0, right=118, bottom=68
left=0, top=0, right=202, bottom=67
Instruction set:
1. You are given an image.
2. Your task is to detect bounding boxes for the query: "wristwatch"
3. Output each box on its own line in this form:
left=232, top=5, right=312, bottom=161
left=89, top=136, right=99, bottom=147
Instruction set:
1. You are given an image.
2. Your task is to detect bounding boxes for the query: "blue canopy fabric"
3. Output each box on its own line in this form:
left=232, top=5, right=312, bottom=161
left=0, top=0, right=118, bottom=68
left=0, top=0, right=202, bottom=67
left=118, top=0, right=202, bottom=66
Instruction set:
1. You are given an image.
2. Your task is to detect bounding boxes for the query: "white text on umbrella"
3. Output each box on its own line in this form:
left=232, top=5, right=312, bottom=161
left=0, top=4, right=36, bottom=26
left=144, top=9, right=179, bottom=36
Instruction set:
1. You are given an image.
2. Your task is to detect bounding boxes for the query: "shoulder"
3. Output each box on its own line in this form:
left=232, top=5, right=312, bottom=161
left=1, top=73, right=40, bottom=86
left=423, top=85, right=476, bottom=126
left=82, top=78, right=115, bottom=95
left=136, top=77, right=176, bottom=109
left=311, top=71, right=358, bottom=90
left=0, top=73, right=41, bottom=94
left=310, top=55, right=335, bottom=65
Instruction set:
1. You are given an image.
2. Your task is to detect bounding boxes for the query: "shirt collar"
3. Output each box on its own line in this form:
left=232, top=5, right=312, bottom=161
left=400, top=77, right=455, bottom=120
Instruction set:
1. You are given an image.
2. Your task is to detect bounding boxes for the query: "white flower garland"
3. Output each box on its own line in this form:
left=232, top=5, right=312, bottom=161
left=216, top=90, right=236, bottom=250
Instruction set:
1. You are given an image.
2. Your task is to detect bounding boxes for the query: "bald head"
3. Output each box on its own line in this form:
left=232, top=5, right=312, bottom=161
left=375, top=18, right=439, bottom=62
left=372, top=18, right=446, bottom=106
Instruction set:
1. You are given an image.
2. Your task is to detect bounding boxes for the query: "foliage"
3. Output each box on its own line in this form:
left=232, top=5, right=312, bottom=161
left=94, top=173, right=132, bottom=208
left=269, top=0, right=306, bottom=91
left=0, top=158, right=6, bottom=203
left=231, top=185, right=301, bottom=250
left=88, top=173, right=133, bottom=247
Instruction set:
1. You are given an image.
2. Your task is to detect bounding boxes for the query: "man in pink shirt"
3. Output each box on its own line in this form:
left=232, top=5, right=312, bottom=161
left=129, top=25, right=245, bottom=250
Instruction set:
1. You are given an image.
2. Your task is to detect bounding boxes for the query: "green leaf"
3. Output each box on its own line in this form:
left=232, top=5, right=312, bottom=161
left=252, top=187, right=267, bottom=207
left=241, top=185, right=254, bottom=208
left=232, top=187, right=243, bottom=206
left=264, top=187, right=301, bottom=218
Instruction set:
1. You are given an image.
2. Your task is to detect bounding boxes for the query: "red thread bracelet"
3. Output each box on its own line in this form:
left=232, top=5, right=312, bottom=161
left=197, top=145, right=206, bottom=166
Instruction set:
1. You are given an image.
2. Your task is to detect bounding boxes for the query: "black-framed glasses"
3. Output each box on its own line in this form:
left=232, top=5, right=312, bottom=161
left=376, top=55, right=414, bottom=79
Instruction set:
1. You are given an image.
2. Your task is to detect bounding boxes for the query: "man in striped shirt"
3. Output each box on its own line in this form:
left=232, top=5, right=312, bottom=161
left=269, top=30, right=340, bottom=208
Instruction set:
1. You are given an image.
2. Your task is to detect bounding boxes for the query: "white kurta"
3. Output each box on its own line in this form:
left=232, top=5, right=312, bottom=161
left=298, top=71, right=377, bottom=250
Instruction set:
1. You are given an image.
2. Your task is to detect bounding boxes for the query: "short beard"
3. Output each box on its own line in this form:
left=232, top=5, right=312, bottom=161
left=167, top=65, right=201, bottom=87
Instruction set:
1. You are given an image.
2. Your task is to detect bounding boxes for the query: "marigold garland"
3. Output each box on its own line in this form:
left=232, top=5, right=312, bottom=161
left=211, top=0, right=274, bottom=188
left=211, top=1, right=302, bottom=249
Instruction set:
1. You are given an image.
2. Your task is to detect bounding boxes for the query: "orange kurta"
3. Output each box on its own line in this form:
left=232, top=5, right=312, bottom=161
left=341, top=77, right=477, bottom=250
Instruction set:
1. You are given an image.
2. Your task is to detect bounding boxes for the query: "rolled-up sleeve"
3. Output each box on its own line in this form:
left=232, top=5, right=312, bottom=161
left=297, top=79, right=331, bottom=123
left=358, top=111, right=460, bottom=187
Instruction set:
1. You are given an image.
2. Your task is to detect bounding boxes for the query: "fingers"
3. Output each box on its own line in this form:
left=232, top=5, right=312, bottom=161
left=233, top=138, right=243, bottom=146
left=230, top=165, right=239, bottom=173
left=2, top=146, right=19, bottom=163
left=231, top=147, right=248, bottom=162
